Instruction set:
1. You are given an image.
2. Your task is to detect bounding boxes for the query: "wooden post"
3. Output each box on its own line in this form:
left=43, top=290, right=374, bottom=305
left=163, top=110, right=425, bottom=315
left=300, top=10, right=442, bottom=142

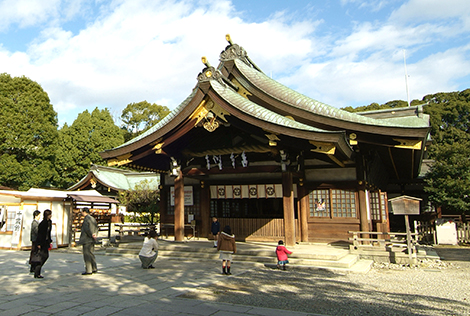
left=298, top=186, right=309, bottom=242
left=404, top=215, right=415, bottom=264
left=174, top=170, right=184, bottom=242
left=358, top=188, right=370, bottom=241
left=282, top=172, right=295, bottom=247
left=200, top=184, right=210, bottom=238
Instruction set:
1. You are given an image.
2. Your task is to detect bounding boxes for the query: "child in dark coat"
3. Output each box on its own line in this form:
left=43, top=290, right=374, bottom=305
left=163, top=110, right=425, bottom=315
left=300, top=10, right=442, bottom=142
left=275, top=240, right=292, bottom=270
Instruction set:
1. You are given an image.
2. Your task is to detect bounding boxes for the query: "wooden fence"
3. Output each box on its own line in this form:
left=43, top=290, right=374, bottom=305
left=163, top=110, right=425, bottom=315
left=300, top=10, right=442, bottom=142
left=414, top=220, right=470, bottom=244
left=218, top=218, right=295, bottom=241
left=457, top=222, right=470, bottom=243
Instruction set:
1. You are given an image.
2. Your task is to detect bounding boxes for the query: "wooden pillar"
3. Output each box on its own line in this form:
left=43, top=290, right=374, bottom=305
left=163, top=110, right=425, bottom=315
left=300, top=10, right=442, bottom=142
left=282, top=172, right=295, bottom=247
left=174, top=170, right=184, bottom=242
left=298, top=186, right=309, bottom=242
left=200, top=183, right=210, bottom=238
left=358, top=187, right=370, bottom=238
left=355, top=149, right=370, bottom=239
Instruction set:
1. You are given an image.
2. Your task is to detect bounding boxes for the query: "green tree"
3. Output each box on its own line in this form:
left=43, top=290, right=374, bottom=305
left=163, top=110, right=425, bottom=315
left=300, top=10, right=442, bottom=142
left=55, top=108, right=125, bottom=188
left=118, top=180, right=160, bottom=224
left=121, top=101, right=170, bottom=141
left=423, top=89, right=470, bottom=216
left=0, top=73, right=59, bottom=190
left=342, top=99, right=420, bottom=113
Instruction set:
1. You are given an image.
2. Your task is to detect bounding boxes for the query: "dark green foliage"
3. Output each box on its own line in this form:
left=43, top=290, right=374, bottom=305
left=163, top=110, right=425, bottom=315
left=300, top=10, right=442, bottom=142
left=423, top=89, right=470, bottom=215
left=342, top=99, right=421, bottom=113
left=121, top=101, right=170, bottom=141
left=0, top=73, right=59, bottom=190
left=55, top=108, right=125, bottom=188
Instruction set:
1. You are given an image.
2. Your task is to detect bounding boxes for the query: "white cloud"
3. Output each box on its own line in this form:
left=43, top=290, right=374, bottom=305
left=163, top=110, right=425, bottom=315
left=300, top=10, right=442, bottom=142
left=1, top=0, right=469, bottom=126
left=3, top=0, right=323, bottom=125
left=0, top=0, right=62, bottom=30
left=390, top=0, right=470, bottom=33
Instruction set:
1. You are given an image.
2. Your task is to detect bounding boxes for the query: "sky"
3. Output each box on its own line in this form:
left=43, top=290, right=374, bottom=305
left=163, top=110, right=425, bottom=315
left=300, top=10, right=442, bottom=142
left=0, top=0, right=469, bottom=127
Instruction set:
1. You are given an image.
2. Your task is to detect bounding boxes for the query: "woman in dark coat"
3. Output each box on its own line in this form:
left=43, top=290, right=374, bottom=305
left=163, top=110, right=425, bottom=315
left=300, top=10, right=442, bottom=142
left=34, top=209, right=52, bottom=279
left=29, top=210, right=41, bottom=273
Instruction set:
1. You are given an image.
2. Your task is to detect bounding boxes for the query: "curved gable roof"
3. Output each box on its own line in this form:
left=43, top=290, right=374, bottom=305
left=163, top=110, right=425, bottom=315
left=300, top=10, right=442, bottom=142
left=224, top=54, right=430, bottom=138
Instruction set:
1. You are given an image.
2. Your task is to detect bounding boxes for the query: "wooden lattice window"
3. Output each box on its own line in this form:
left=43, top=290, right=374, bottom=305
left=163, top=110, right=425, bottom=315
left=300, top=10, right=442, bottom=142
left=370, top=191, right=381, bottom=221
left=331, top=189, right=356, bottom=217
left=309, top=189, right=330, bottom=217
left=370, top=191, right=387, bottom=222
left=309, top=189, right=357, bottom=218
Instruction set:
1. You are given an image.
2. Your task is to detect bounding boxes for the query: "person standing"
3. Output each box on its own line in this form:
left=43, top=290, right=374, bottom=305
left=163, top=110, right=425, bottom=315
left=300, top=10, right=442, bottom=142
left=275, top=240, right=292, bottom=270
left=211, top=217, right=220, bottom=248
left=29, top=210, right=41, bottom=273
left=79, top=207, right=99, bottom=275
left=139, top=230, right=159, bottom=269
left=34, top=209, right=52, bottom=279
left=217, top=225, right=236, bottom=275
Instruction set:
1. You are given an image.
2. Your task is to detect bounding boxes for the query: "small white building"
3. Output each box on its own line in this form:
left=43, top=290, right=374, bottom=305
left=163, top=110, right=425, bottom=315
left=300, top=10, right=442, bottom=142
left=0, top=188, right=117, bottom=250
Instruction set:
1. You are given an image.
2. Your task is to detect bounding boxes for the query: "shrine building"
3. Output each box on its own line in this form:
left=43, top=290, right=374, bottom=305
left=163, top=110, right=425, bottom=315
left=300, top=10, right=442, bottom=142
left=100, top=35, right=431, bottom=246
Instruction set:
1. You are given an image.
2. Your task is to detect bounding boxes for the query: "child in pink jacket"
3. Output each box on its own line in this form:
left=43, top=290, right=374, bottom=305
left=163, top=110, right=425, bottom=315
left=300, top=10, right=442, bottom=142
left=275, top=240, right=292, bottom=270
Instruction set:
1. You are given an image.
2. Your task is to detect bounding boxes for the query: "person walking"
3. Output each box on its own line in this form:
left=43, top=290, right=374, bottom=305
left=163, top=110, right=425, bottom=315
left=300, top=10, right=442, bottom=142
left=79, top=207, right=99, bottom=275
left=34, top=209, right=52, bottom=279
left=29, top=210, right=41, bottom=273
left=211, top=217, right=220, bottom=248
left=217, top=225, right=236, bottom=275
left=275, top=240, right=292, bottom=270
left=139, top=230, right=159, bottom=269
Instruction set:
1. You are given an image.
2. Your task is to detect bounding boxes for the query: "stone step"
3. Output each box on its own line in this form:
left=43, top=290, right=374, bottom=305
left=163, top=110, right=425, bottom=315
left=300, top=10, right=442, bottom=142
left=105, top=242, right=372, bottom=273
left=112, top=242, right=351, bottom=261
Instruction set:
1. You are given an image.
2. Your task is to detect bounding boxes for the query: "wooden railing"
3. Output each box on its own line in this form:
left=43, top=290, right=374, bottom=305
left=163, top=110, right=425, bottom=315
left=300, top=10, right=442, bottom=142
left=457, top=222, right=470, bottom=243
left=414, top=220, right=470, bottom=244
left=414, top=220, right=436, bottom=244
left=349, top=231, right=418, bottom=260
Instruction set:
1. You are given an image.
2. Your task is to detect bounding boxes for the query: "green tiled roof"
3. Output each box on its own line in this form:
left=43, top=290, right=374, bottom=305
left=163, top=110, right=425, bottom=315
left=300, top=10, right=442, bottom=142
left=235, top=59, right=429, bottom=128
left=211, top=79, right=341, bottom=134
left=69, top=165, right=159, bottom=191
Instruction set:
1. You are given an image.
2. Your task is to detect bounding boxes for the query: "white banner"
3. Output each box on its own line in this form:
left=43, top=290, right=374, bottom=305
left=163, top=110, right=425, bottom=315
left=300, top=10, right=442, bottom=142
left=11, top=208, right=24, bottom=246
left=170, top=186, right=194, bottom=206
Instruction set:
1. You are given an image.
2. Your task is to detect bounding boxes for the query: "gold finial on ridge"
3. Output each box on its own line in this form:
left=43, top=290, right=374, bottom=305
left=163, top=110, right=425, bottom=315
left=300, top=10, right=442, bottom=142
left=201, top=56, right=211, bottom=68
left=226, top=34, right=233, bottom=45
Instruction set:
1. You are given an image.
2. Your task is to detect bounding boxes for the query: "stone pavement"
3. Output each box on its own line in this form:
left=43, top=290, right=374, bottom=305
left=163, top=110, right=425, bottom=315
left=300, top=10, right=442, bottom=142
left=0, top=247, right=326, bottom=316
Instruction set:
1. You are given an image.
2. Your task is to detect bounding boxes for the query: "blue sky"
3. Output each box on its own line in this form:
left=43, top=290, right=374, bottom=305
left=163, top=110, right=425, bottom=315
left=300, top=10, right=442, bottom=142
left=0, top=0, right=469, bottom=127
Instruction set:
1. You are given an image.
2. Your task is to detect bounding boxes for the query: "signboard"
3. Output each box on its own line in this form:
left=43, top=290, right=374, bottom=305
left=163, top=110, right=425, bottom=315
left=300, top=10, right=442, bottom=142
left=170, top=186, right=194, bottom=206
left=389, top=195, right=421, bottom=215
left=11, top=208, right=24, bottom=246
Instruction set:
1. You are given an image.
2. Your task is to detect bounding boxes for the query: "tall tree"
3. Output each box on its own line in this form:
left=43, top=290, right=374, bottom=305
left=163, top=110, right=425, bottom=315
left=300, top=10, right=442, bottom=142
left=121, top=101, right=170, bottom=141
left=55, top=108, right=125, bottom=188
left=423, top=89, right=470, bottom=216
left=0, top=73, right=58, bottom=190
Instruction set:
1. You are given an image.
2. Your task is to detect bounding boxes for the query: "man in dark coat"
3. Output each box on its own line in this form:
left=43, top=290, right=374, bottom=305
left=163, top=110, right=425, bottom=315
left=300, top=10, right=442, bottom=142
left=34, top=209, right=52, bottom=279
left=79, top=208, right=99, bottom=275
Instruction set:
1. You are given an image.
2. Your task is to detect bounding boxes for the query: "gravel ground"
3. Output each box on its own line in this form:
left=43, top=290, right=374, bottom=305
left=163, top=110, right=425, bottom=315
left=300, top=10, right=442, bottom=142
left=179, top=247, right=470, bottom=316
